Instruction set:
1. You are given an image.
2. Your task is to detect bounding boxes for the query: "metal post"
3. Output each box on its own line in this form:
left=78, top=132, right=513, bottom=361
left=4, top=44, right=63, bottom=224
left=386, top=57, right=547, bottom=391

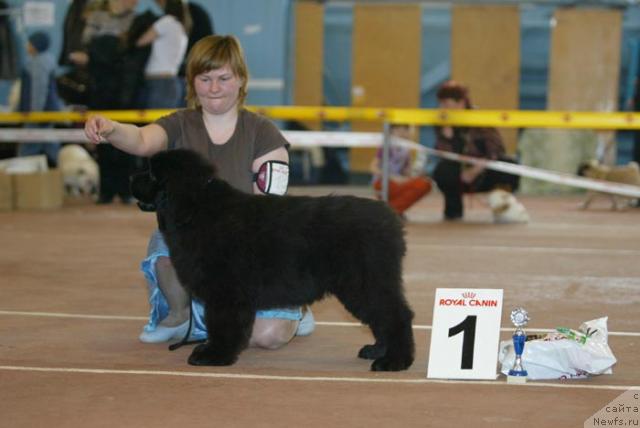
left=381, top=121, right=391, bottom=203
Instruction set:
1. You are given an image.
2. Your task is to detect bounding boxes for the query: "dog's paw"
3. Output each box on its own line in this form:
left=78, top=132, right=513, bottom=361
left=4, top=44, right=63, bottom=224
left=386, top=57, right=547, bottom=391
left=358, top=343, right=387, bottom=360
left=187, top=343, right=238, bottom=366
left=370, top=355, right=413, bottom=372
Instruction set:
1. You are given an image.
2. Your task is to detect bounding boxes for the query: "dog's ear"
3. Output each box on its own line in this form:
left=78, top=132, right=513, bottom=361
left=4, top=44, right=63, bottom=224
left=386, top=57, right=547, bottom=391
left=151, top=149, right=216, bottom=185
left=148, top=153, right=170, bottom=186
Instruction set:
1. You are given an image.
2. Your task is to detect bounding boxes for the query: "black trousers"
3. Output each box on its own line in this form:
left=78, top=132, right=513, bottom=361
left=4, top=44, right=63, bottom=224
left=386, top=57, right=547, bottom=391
left=432, top=158, right=520, bottom=219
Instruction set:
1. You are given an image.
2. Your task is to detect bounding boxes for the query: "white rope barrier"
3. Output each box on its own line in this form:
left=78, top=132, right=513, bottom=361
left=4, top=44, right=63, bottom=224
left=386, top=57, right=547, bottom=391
left=419, top=146, right=640, bottom=199
left=1, top=128, right=639, bottom=198
left=0, top=129, right=385, bottom=146
left=0, top=128, right=88, bottom=142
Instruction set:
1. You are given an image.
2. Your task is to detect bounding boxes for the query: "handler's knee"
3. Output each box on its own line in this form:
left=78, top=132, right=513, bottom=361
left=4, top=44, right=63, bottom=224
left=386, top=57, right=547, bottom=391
left=155, top=256, right=172, bottom=270
left=250, top=318, right=298, bottom=349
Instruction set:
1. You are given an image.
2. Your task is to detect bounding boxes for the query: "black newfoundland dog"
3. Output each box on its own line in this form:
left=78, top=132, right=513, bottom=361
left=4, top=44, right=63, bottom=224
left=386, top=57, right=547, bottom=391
left=130, top=149, right=415, bottom=371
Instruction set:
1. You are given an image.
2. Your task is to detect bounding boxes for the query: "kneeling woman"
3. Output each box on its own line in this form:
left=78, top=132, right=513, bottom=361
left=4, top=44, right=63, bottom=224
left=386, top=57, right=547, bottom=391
left=432, top=81, right=520, bottom=221
left=84, top=35, right=314, bottom=348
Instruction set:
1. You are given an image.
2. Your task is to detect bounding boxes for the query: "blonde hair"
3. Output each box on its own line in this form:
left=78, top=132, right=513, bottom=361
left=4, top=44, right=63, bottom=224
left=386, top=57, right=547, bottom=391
left=185, top=35, right=249, bottom=109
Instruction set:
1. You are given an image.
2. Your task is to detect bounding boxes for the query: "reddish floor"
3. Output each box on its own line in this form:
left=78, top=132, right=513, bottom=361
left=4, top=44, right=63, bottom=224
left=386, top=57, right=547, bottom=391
left=0, top=188, right=638, bottom=427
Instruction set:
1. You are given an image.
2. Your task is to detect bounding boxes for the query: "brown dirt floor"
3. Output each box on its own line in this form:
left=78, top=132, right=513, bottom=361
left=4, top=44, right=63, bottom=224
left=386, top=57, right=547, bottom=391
left=0, top=187, right=638, bottom=427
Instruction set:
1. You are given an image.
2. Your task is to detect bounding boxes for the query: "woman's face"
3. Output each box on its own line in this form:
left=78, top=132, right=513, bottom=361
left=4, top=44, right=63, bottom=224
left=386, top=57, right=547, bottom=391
left=194, top=65, right=243, bottom=115
left=438, top=97, right=466, bottom=110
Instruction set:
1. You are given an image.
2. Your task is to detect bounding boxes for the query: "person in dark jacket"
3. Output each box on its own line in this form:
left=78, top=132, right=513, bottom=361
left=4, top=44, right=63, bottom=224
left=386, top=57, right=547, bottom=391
left=69, top=0, right=141, bottom=204
left=176, top=1, right=213, bottom=107
left=432, top=81, right=520, bottom=220
left=0, top=0, right=20, bottom=79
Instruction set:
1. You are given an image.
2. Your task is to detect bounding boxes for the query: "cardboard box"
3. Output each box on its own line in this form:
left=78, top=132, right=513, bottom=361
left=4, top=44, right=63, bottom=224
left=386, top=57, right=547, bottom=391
left=13, top=169, right=64, bottom=210
left=0, top=171, right=12, bottom=211
left=0, top=154, right=48, bottom=174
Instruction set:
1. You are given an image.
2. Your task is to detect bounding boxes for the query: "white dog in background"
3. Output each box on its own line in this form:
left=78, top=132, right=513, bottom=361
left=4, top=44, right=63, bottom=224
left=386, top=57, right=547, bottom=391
left=57, top=144, right=99, bottom=198
left=487, top=189, right=530, bottom=224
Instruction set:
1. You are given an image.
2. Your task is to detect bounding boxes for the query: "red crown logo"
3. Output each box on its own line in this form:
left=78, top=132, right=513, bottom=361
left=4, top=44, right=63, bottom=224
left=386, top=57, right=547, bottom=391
left=462, top=292, right=476, bottom=299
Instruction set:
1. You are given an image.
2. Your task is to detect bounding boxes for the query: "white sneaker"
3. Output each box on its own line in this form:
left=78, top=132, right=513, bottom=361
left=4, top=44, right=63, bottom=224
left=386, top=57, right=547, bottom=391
left=295, top=306, right=315, bottom=336
left=139, top=319, right=190, bottom=343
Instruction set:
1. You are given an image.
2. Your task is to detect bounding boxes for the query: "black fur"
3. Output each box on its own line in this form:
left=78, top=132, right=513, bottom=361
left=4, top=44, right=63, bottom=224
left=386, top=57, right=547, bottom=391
left=130, top=149, right=415, bottom=371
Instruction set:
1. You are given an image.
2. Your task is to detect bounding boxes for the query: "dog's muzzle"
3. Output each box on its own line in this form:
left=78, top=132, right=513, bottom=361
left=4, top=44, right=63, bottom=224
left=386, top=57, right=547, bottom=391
left=137, top=201, right=157, bottom=212
left=136, top=190, right=169, bottom=213
left=131, top=170, right=166, bottom=213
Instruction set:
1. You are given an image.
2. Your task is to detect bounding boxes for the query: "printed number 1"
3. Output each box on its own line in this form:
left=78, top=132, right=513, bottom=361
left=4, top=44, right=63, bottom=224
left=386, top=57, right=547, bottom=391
left=448, top=315, right=477, bottom=369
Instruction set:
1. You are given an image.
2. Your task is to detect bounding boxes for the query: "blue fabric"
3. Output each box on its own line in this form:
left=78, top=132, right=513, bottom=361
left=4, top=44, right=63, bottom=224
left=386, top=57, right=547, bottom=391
left=142, top=77, right=181, bottom=109
left=17, top=134, right=60, bottom=166
left=17, top=53, right=62, bottom=166
left=140, top=230, right=302, bottom=340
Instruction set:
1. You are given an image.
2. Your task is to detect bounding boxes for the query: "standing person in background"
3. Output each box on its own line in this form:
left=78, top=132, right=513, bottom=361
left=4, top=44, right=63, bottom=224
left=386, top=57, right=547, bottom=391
left=69, top=0, right=139, bottom=204
left=0, top=0, right=20, bottom=80
left=369, top=124, right=432, bottom=217
left=58, top=0, right=90, bottom=67
left=177, top=1, right=214, bottom=107
left=136, top=0, right=190, bottom=109
left=17, top=32, right=63, bottom=167
left=120, top=8, right=159, bottom=109
left=432, top=80, right=520, bottom=220
left=84, top=35, right=314, bottom=350
left=56, top=0, right=92, bottom=106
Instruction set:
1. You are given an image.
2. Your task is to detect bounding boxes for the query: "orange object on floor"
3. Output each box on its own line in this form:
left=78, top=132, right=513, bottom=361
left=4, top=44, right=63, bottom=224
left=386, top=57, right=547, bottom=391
left=373, top=176, right=432, bottom=215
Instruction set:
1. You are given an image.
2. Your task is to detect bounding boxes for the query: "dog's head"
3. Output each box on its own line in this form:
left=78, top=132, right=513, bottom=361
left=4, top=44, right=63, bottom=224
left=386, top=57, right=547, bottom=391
left=488, top=189, right=529, bottom=223
left=577, top=159, right=608, bottom=179
left=130, top=149, right=216, bottom=214
left=487, top=189, right=512, bottom=213
left=64, top=166, right=99, bottom=197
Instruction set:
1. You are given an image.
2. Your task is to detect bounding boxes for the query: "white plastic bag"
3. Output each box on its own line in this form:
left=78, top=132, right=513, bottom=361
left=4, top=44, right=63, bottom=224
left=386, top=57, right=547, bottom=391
left=498, top=317, right=617, bottom=380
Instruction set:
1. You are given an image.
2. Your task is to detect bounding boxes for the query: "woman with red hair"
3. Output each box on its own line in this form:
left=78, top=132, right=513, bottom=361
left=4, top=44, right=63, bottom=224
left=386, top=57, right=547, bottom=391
left=432, top=81, right=519, bottom=220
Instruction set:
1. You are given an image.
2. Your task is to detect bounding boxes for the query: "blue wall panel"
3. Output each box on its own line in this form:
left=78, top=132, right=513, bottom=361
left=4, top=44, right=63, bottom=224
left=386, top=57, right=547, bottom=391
left=323, top=4, right=352, bottom=108
left=2, top=0, right=640, bottom=122
left=0, top=0, right=291, bottom=107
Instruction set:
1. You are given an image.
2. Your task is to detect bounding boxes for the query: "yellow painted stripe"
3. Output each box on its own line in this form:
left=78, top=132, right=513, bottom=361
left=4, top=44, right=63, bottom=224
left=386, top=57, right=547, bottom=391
left=0, top=109, right=175, bottom=123
left=389, top=109, right=640, bottom=130
left=1, top=107, right=640, bottom=129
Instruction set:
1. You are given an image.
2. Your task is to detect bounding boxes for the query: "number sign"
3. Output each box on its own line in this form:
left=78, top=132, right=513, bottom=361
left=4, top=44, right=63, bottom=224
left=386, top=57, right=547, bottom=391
left=427, top=288, right=503, bottom=380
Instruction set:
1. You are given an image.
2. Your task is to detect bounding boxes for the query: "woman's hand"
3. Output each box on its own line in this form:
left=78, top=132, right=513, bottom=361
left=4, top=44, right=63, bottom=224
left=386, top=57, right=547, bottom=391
left=461, top=164, right=484, bottom=184
left=68, top=51, right=89, bottom=66
left=136, top=27, right=158, bottom=47
left=441, top=126, right=454, bottom=139
left=84, top=115, right=116, bottom=144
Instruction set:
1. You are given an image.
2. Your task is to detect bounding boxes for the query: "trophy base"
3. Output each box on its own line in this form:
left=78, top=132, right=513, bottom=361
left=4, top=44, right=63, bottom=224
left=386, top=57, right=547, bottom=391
left=507, top=370, right=528, bottom=384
